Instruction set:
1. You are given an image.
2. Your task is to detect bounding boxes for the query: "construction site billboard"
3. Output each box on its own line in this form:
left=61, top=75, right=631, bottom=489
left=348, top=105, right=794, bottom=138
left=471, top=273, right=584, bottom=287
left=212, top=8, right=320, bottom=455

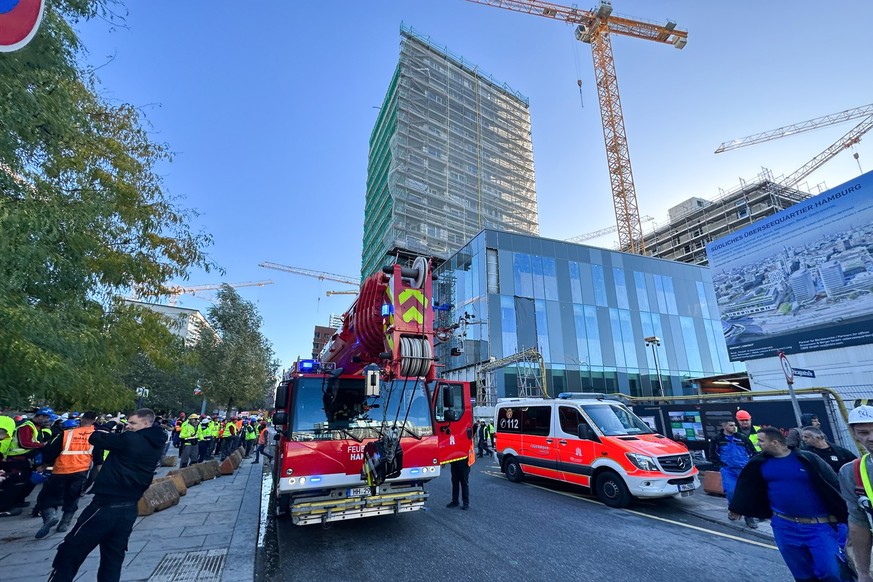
left=706, top=170, right=873, bottom=361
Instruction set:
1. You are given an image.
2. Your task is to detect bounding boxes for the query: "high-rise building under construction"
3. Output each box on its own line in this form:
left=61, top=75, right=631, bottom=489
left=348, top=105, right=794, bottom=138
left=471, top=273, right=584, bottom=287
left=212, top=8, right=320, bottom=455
left=362, top=26, right=539, bottom=279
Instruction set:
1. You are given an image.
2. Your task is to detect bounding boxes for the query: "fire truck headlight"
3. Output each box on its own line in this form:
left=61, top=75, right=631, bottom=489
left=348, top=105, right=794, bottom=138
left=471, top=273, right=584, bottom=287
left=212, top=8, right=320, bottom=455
left=432, top=458, right=438, bottom=465
left=626, top=453, right=658, bottom=472
left=285, top=468, right=293, bottom=476
left=299, top=477, right=306, bottom=484
left=288, top=478, right=296, bottom=485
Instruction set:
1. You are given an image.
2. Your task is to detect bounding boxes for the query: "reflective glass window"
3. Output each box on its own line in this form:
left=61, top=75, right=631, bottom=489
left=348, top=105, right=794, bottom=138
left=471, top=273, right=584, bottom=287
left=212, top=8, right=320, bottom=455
left=543, top=257, right=559, bottom=301
left=608, top=308, right=626, bottom=368
left=634, top=271, right=650, bottom=312
left=532, top=255, right=545, bottom=300
left=591, top=264, right=608, bottom=307
left=513, top=253, right=533, bottom=298
left=613, top=268, right=629, bottom=309
left=584, top=305, right=603, bottom=366
left=663, top=276, right=679, bottom=315
left=535, top=300, right=551, bottom=362
left=653, top=275, right=667, bottom=313
left=618, top=309, right=638, bottom=368
left=680, top=317, right=703, bottom=373
left=573, top=305, right=590, bottom=368
left=569, top=261, right=583, bottom=304
left=500, top=295, right=518, bottom=355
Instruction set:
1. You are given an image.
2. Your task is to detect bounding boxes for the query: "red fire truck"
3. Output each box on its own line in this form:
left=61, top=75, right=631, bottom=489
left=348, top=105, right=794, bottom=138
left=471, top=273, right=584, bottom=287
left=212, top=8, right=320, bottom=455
left=271, top=258, right=473, bottom=525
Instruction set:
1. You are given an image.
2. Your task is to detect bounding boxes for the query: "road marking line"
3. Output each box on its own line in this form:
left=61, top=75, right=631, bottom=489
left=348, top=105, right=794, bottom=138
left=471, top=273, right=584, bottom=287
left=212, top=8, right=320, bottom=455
left=484, top=471, right=778, bottom=551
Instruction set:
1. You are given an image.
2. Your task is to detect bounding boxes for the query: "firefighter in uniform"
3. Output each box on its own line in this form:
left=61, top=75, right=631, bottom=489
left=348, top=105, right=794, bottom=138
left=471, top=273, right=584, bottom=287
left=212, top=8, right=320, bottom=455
left=35, top=412, right=97, bottom=538
left=179, top=414, right=199, bottom=467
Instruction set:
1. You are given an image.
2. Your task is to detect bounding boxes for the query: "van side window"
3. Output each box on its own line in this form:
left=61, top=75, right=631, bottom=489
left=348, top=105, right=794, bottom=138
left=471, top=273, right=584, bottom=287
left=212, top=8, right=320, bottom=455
left=497, top=407, right=521, bottom=433
left=558, top=406, right=584, bottom=434
left=521, top=406, right=551, bottom=437
left=434, top=382, right=465, bottom=422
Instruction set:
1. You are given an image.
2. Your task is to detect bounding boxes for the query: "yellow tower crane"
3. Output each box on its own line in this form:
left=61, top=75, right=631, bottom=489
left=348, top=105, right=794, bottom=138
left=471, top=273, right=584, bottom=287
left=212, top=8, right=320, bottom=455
left=463, top=0, right=688, bottom=254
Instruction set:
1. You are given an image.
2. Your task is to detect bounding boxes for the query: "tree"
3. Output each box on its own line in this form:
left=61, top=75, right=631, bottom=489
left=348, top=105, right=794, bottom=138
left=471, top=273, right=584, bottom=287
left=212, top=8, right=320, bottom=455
left=195, top=286, right=277, bottom=415
left=0, top=2, right=215, bottom=409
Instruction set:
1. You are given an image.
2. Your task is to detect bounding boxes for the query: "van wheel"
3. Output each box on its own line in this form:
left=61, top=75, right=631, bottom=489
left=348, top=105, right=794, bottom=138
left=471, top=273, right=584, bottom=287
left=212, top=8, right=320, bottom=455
left=504, top=457, right=524, bottom=483
left=595, top=471, right=631, bottom=508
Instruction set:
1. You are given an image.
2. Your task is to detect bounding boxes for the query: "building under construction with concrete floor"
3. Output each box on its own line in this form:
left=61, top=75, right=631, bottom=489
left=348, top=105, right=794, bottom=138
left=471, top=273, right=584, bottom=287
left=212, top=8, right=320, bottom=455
left=362, top=25, right=539, bottom=279
left=643, top=170, right=810, bottom=266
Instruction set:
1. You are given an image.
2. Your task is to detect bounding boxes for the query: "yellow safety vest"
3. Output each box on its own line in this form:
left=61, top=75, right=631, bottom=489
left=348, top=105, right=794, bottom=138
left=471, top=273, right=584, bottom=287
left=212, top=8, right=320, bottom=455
left=6, top=420, right=39, bottom=457
left=748, top=425, right=761, bottom=451
left=180, top=422, right=198, bottom=441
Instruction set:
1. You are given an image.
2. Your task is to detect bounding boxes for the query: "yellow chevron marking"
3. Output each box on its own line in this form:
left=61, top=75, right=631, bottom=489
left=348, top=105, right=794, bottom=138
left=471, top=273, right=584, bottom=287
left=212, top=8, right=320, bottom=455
left=398, top=288, right=427, bottom=309
left=402, top=306, right=423, bottom=324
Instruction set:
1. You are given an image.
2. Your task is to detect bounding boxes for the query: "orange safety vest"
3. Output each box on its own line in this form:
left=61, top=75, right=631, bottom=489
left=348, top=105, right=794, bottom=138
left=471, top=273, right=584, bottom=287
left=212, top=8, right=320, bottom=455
left=53, top=426, right=95, bottom=475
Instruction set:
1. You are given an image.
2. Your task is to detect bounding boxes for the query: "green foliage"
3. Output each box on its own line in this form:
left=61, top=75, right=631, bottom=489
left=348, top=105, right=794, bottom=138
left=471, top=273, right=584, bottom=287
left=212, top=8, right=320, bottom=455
left=0, top=2, right=215, bottom=409
left=778, top=302, right=792, bottom=315
left=195, top=286, right=278, bottom=413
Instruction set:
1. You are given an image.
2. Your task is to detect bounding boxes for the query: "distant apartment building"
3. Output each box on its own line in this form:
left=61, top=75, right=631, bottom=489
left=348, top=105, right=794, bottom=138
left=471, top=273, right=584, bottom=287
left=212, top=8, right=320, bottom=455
left=643, top=172, right=809, bottom=266
left=124, top=300, right=212, bottom=347
left=312, top=325, right=336, bottom=359
left=362, top=25, right=539, bottom=279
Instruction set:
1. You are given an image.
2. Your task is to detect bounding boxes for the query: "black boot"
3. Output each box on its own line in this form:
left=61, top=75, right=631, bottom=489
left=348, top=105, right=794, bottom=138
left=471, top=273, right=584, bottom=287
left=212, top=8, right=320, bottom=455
left=35, top=508, right=59, bottom=539
left=56, top=510, right=75, bottom=533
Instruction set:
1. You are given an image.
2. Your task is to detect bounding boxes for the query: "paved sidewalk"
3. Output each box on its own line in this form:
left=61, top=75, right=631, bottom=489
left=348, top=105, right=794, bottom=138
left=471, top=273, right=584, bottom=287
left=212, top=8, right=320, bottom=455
left=0, top=455, right=266, bottom=581
left=667, top=489, right=775, bottom=542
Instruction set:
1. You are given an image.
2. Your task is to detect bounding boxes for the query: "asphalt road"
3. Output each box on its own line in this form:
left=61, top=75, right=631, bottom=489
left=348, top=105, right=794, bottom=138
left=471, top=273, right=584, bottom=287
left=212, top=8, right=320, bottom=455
left=262, top=460, right=792, bottom=582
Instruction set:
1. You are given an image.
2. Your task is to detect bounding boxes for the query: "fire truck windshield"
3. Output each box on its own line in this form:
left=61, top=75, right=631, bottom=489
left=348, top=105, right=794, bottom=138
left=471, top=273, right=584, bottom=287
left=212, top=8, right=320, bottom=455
left=291, top=377, right=433, bottom=441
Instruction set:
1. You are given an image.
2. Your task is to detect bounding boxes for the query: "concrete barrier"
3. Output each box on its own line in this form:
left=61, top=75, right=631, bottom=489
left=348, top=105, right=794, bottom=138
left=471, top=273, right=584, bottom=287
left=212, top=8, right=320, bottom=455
left=161, top=455, right=177, bottom=467
left=229, top=450, right=242, bottom=469
left=168, top=465, right=202, bottom=488
left=195, top=460, right=221, bottom=481
left=154, top=473, right=188, bottom=497
left=138, top=479, right=181, bottom=516
left=219, top=456, right=236, bottom=475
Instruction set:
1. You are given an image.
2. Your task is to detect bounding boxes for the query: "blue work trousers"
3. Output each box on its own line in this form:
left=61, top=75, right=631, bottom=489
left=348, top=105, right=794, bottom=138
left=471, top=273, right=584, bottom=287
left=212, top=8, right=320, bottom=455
left=720, top=467, right=741, bottom=503
left=770, top=515, right=848, bottom=582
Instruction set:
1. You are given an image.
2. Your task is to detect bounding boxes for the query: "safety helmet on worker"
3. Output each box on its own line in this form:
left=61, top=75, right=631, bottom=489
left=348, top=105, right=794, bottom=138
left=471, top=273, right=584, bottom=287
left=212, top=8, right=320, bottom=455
left=848, top=405, right=873, bottom=425
left=35, top=407, right=55, bottom=417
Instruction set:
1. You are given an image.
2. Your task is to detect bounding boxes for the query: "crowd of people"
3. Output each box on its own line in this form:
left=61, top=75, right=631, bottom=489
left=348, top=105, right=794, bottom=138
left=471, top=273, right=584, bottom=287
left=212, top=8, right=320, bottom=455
left=169, top=412, right=272, bottom=467
left=709, top=407, right=873, bottom=582
left=0, top=405, right=274, bottom=582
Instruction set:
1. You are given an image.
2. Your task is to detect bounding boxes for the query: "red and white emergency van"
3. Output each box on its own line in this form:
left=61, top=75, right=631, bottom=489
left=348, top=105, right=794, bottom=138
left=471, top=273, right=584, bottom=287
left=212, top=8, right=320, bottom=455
left=495, top=393, right=699, bottom=507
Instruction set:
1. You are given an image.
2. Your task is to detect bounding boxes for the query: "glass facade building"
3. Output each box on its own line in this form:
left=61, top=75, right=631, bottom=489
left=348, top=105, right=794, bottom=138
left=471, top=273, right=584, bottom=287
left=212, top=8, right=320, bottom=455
left=433, top=230, right=743, bottom=398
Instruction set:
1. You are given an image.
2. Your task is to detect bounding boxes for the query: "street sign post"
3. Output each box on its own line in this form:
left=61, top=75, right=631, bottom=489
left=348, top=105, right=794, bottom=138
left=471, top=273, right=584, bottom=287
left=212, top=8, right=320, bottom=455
left=778, top=351, right=803, bottom=427
left=0, top=0, right=45, bottom=52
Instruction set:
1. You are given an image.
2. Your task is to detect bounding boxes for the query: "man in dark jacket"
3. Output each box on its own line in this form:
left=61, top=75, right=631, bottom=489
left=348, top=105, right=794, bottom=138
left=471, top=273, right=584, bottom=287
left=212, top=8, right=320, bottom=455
left=48, top=409, right=166, bottom=582
left=729, top=426, right=848, bottom=582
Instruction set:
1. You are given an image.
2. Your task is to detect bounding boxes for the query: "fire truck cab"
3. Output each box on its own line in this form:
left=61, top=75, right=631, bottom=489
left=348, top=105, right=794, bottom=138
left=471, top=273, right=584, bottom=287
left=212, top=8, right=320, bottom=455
left=495, top=393, right=699, bottom=508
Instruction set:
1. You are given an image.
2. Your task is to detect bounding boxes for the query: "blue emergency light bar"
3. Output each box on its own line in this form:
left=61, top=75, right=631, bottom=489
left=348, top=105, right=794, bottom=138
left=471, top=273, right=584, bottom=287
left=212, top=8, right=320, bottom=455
left=297, top=359, right=319, bottom=373
left=381, top=304, right=393, bottom=317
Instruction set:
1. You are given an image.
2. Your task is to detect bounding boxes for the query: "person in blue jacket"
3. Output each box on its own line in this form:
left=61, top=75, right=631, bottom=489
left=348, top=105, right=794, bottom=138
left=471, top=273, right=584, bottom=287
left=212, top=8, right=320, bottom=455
left=709, top=418, right=759, bottom=528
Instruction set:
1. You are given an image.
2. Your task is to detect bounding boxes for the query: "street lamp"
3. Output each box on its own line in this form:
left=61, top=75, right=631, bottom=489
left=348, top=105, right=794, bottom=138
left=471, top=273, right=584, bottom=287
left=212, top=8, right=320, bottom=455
left=644, top=336, right=665, bottom=397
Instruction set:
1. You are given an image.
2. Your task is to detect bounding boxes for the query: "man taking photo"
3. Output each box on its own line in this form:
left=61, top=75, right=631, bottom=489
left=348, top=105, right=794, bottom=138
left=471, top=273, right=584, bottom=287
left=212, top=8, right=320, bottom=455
left=48, top=408, right=166, bottom=582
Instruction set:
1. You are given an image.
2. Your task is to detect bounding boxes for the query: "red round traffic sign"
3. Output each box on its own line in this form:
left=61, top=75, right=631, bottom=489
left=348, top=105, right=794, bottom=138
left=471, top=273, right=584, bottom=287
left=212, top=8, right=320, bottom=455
left=0, top=0, right=45, bottom=52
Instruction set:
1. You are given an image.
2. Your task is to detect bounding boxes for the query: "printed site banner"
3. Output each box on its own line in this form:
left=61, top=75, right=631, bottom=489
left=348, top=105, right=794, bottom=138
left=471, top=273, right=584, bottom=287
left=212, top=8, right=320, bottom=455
left=706, top=170, right=873, bottom=361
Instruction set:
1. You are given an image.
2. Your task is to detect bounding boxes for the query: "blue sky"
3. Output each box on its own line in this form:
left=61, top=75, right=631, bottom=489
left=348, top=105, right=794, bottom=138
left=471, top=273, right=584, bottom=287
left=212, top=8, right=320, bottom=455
left=74, top=1, right=873, bottom=370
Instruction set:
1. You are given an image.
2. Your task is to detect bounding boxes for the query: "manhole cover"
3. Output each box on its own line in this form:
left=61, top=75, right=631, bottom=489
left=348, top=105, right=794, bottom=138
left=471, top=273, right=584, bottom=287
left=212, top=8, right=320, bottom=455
left=148, top=548, right=227, bottom=581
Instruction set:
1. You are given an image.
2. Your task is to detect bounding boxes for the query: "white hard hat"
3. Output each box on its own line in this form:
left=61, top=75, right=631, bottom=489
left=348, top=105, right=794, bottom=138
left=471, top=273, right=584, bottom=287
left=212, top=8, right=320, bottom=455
left=848, top=405, right=873, bottom=425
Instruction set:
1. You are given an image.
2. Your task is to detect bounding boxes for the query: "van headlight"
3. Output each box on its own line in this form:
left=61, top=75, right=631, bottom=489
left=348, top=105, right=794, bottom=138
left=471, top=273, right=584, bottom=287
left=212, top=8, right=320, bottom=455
left=626, top=453, right=658, bottom=472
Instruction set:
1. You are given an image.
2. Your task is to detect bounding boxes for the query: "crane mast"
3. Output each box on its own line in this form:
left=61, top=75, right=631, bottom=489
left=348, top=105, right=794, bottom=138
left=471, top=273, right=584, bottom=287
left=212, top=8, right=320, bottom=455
left=464, top=0, right=687, bottom=254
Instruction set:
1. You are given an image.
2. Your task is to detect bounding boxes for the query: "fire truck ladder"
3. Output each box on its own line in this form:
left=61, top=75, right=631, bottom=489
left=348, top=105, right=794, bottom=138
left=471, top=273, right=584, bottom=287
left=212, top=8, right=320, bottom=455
left=477, top=347, right=549, bottom=407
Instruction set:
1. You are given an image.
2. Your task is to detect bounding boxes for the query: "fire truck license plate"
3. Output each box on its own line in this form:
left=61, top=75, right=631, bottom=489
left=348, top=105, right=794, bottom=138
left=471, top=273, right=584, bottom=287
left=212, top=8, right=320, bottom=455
left=348, top=487, right=372, bottom=497
left=677, top=483, right=695, bottom=492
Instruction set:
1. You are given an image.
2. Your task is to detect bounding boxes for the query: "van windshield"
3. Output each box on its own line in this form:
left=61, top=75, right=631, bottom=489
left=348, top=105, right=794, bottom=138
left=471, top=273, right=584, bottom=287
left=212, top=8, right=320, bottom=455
left=582, top=404, right=655, bottom=436
left=291, top=376, right=433, bottom=441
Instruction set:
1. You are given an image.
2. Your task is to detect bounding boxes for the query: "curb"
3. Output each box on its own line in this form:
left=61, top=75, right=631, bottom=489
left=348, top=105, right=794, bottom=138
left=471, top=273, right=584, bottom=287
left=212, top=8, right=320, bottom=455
left=677, top=505, right=776, bottom=543
left=221, top=458, right=263, bottom=582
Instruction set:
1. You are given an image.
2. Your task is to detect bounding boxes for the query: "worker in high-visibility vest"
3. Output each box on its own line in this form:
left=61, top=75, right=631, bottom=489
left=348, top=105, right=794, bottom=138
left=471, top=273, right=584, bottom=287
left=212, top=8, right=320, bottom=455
left=179, top=414, right=200, bottom=467
left=197, top=416, right=215, bottom=463
left=2, top=407, right=53, bottom=514
left=34, top=412, right=97, bottom=538
left=242, top=420, right=257, bottom=458
left=736, top=410, right=762, bottom=452
left=220, top=420, right=237, bottom=461
left=0, top=415, right=15, bottom=460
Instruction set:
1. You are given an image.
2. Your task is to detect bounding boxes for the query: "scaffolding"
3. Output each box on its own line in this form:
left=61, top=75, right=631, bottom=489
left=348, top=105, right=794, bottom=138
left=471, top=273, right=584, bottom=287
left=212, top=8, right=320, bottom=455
left=362, top=25, right=539, bottom=279
left=477, top=347, right=548, bottom=409
left=642, top=169, right=811, bottom=266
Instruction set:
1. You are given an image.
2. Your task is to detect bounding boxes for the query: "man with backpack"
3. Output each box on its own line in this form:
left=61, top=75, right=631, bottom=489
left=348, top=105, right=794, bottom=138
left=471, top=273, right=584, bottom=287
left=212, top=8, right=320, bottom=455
left=839, top=405, right=873, bottom=582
